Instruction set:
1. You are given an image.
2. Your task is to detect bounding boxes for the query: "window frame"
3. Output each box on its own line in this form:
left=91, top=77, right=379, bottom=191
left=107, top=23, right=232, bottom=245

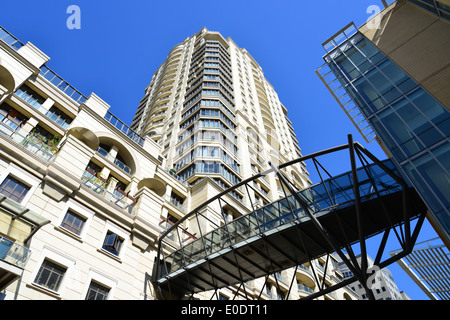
left=33, top=258, right=67, bottom=292
left=102, top=231, right=124, bottom=256
left=99, top=221, right=129, bottom=259
left=56, top=199, right=94, bottom=240
left=60, top=210, right=86, bottom=236
left=85, top=280, right=110, bottom=300
left=81, top=268, right=117, bottom=300
left=29, top=246, right=76, bottom=297
left=0, top=175, right=30, bottom=203
left=0, top=163, right=40, bottom=205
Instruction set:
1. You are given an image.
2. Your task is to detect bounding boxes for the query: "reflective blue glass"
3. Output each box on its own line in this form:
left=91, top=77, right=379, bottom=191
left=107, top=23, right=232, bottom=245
left=324, top=33, right=450, bottom=236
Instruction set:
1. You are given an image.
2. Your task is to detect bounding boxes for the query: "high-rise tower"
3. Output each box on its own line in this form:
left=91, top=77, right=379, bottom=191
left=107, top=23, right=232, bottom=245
left=131, top=27, right=310, bottom=209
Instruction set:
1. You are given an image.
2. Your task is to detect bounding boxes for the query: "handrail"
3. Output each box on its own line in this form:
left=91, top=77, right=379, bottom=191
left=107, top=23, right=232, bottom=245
left=157, top=142, right=354, bottom=243
left=152, top=135, right=425, bottom=301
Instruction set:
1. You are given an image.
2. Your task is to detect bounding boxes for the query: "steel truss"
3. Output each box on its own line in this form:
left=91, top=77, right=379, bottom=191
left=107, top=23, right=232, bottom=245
left=152, top=135, right=427, bottom=300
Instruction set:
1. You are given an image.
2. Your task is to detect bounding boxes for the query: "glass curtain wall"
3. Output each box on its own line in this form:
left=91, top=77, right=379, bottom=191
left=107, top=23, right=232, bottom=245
left=324, top=32, right=450, bottom=233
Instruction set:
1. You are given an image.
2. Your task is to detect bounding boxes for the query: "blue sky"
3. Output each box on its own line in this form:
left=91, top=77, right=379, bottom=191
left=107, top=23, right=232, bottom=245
left=0, top=0, right=441, bottom=300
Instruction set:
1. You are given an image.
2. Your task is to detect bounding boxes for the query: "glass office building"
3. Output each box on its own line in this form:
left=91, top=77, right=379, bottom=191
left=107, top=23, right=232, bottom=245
left=317, top=6, right=450, bottom=242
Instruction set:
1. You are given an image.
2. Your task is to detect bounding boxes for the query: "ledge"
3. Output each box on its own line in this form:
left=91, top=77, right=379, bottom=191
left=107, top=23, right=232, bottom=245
left=96, top=248, right=122, bottom=263
left=54, top=226, right=83, bottom=244
left=26, top=283, right=62, bottom=300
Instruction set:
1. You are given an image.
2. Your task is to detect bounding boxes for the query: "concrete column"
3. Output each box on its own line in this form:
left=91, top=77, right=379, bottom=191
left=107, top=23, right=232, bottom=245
left=99, top=167, right=111, bottom=181
left=134, top=186, right=164, bottom=228
left=105, top=176, right=118, bottom=194
left=0, top=83, right=8, bottom=104
left=40, top=97, right=55, bottom=113
left=109, top=145, right=119, bottom=160
left=83, top=93, right=110, bottom=118
left=17, top=117, right=38, bottom=138
left=17, top=42, right=50, bottom=69
left=127, top=176, right=139, bottom=196
left=43, top=134, right=96, bottom=200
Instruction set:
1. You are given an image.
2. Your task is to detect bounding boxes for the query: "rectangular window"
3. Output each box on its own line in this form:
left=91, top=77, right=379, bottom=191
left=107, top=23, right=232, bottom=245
left=0, top=175, right=30, bottom=203
left=60, top=210, right=86, bottom=236
left=102, top=231, right=124, bottom=256
left=85, top=281, right=110, bottom=300
left=34, top=259, right=66, bottom=292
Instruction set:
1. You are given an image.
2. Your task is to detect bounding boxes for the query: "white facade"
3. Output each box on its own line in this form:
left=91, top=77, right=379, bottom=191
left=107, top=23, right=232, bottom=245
left=0, top=26, right=357, bottom=300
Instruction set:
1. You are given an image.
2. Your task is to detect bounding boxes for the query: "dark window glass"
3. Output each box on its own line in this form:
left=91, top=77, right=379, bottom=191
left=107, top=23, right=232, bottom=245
left=0, top=175, right=30, bottom=203
left=102, top=231, right=124, bottom=256
left=34, top=259, right=66, bottom=291
left=408, top=89, right=450, bottom=138
left=376, top=106, right=424, bottom=157
left=85, top=281, right=110, bottom=300
left=61, top=210, right=86, bottom=235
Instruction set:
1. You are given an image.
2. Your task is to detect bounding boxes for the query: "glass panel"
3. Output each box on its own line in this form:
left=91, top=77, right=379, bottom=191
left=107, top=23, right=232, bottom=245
left=0, top=176, right=30, bottom=203
left=0, top=29, right=8, bottom=40
left=377, top=60, right=416, bottom=98
left=377, top=106, right=424, bottom=157
left=35, top=260, right=66, bottom=291
left=352, top=73, right=386, bottom=112
left=403, top=155, right=450, bottom=234
left=408, top=89, right=450, bottom=138
left=0, top=237, right=13, bottom=259
left=393, top=97, right=442, bottom=147
left=412, top=145, right=450, bottom=211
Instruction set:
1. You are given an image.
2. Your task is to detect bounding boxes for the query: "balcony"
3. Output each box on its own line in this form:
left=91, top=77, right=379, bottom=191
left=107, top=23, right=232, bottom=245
left=0, top=236, right=31, bottom=269
left=0, top=195, right=50, bottom=290
left=14, top=88, right=72, bottom=129
left=162, top=167, right=189, bottom=187
left=298, top=283, right=314, bottom=295
left=104, top=111, right=145, bottom=147
left=96, top=146, right=132, bottom=175
left=0, top=236, right=30, bottom=291
left=39, top=65, right=87, bottom=104
left=0, top=26, right=24, bottom=51
left=164, top=194, right=186, bottom=213
left=0, top=123, right=57, bottom=162
left=80, top=171, right=136, bottom=215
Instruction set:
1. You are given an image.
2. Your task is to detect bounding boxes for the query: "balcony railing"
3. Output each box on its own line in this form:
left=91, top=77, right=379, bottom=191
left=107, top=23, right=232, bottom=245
left=0, top=123, right=56, bottom=162
left=0, top=26, right=24, bottom=51
left=39, top=65, right=87, bottom=104
left=164, top=194, right=186, bottom=213
left=104, top=112, right=145, bottom=147
left=14, top=89, right=72, bottom=129
left=298, top=264, right=312, bottom=274
left=0, top=236, right=31, bottom=269
left=162, top=167, right=189, bottom=187
left=81, top=171, right=136, bottom=215
left=298, top=283, right=314, bottom=294
left=96, top=146, right=132, bottom=175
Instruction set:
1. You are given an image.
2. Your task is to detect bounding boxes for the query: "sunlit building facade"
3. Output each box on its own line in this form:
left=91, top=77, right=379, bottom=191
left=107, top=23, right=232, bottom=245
left=0, top=26, right=357, bottom=300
